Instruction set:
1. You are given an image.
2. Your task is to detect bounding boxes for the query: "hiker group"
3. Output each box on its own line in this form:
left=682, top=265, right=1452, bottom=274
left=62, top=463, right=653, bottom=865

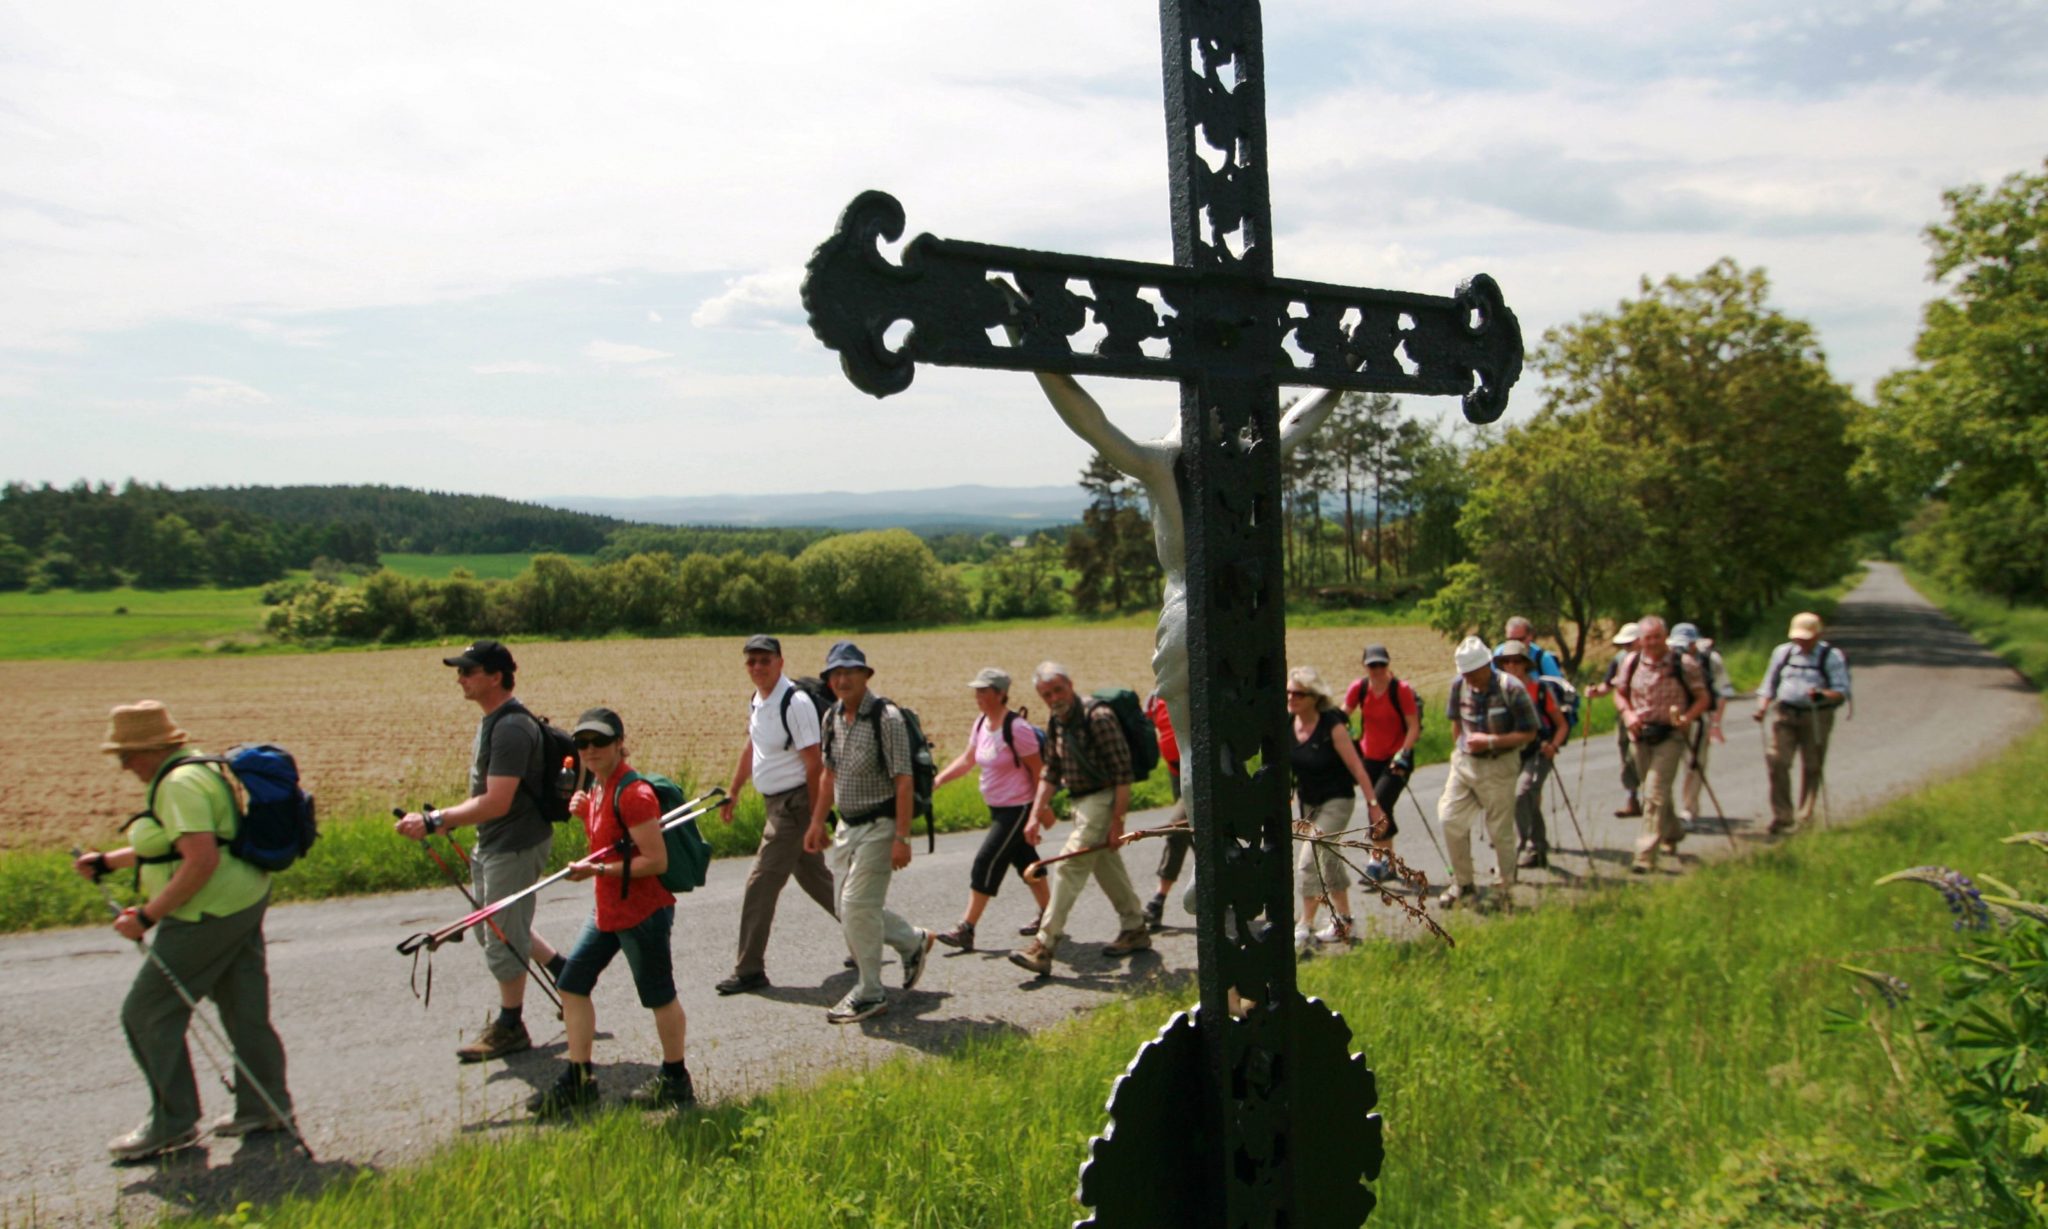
left=71, top=608, right=1849, bottom=1159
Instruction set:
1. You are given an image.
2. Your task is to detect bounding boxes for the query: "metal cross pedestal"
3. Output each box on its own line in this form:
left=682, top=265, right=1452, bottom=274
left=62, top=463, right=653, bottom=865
left=801, top=3, right=1522, bottom=1224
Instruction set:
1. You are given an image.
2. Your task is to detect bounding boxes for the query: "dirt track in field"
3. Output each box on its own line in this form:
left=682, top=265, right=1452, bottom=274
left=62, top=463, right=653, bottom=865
left=0, top=625, right=1451, bottom=852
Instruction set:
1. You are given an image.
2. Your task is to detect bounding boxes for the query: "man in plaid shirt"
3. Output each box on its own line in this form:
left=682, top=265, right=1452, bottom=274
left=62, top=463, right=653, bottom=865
left=804, top=641, right=935, bottom=1023
left=1612, top=615, right=1710, bottom=874
left=1009, top=662, right=1149, bottom=975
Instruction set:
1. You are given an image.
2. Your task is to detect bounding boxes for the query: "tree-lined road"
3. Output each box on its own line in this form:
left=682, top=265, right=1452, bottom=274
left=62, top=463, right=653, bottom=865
left=1, top=562, right=2034, bottom=1226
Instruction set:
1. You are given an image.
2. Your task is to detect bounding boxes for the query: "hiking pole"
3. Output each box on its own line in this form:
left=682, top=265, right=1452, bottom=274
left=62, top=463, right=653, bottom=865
left=1675, top=717, right=1739, bottom=854
left=1401, top=782, right=1452, bottom=879
left=73, top=848, right=314, bottom=1161
left=1022, top=820, right=1188, bottom=882
left=396, top=789, right=724, bottom=956
left=394, top=809, right=564, bottom=1016
left=1547, top=772, right=1602, bottom=887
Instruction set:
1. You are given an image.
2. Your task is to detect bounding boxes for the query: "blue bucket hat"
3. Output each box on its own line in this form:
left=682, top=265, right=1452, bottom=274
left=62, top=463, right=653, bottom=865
left=1670, top=622, right=1701, bottom=649
left=822, top=640, right=872, bottom=677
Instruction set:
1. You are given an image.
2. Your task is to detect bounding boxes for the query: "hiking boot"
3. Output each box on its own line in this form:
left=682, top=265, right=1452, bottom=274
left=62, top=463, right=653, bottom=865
left=844, top=954, right=858, bottom=969
left=1516, top=847, right=1548, bottom=870
left=1630, top=861, right=1652, bottom=875
left=626, top=1068, right=696, bottom=1111
left=1315, top=916, right=1356, bottom=946
left=1018, top=914, right=1043, bottom=937
left=1102, top=927, right=1152, bottom=957
left=209, top=1110, right=294, bottom=1139
left=1008, top=936, right=1057, bottom=977
left=107, top=1121, right=201, bottom=1163
left=1437, top=883, right=1474, bottom=910
left=1767, top=819, right=1795, bottom=836
left=1141, top=894, right=1166, bottom=932
left=456, top=1018, right=531, bottom=1063
left=901, top=928, right=936, bottom=991
left=826, top=991, right=889, bottom=1024
left=1614, top=797, right=1642, bottom=818
left=934, top=921, right=976, bottom=951
left=526, top=1064, right=599, bottom=1120
left=714, top=971, right=770, bottom=996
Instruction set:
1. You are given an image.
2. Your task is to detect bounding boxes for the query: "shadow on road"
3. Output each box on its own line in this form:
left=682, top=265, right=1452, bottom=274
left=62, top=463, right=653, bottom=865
left=119, top=1135, right=368, bottom=1221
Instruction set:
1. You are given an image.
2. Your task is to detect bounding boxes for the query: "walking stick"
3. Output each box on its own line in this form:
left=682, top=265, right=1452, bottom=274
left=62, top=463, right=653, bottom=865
left=1022, top=820, right=1188, bottom=882
left=1675, top=716, right=1739, bottom=853
left=396, top=789, right=723, bottom=956
left=1401, top=779, right=1452, bottom=878
left=395, top=809, right=564, bottom=1016
left=74, top=849, right=314, bottom=1160
left=1546, top=773, right=1602, bottom=886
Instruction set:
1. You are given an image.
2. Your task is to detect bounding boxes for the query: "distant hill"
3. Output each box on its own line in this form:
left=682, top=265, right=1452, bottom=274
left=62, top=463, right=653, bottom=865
left=197, top=484, right=632, bottom=554
left=545, top=485, right=1085, bottom=532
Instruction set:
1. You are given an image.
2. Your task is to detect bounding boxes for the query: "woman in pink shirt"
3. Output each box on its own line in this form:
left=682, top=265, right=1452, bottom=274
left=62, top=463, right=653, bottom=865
left=932, top=667, right=1051, bottom=952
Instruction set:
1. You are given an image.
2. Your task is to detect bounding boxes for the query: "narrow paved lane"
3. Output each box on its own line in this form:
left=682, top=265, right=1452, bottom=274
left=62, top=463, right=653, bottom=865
left=1, top=562, right=2034, bottom=1225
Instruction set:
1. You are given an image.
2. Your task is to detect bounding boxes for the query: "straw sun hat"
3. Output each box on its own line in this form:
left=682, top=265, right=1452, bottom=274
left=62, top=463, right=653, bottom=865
left=100, top=701, right=189, bottom=754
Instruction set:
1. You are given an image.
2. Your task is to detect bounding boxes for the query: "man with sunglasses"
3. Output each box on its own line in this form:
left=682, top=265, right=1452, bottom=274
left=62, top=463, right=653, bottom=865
left=395, top=638, right=564, bottom=1062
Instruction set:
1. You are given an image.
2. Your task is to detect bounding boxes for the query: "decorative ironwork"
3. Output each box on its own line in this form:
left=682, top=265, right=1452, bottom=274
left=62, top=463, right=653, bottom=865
left=800, top=2, right=1521, bottom=1224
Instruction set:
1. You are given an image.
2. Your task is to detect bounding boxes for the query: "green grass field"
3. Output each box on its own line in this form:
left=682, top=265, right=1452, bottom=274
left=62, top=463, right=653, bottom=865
left=0, top=585, right=273, bottom=660
left=378, top=553, right=592, bottom=580
left=159, top=571, right=2044, bottom=1228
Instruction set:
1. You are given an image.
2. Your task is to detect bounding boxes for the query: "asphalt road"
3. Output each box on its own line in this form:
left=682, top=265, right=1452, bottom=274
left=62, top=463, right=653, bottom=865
left=1, top=562, right=2036, bottom=1226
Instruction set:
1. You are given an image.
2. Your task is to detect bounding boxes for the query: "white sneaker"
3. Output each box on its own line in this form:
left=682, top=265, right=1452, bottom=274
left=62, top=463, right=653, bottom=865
left=1438, top=883, right=1472, bottom=910
left=825, top=991, right=888, bottom=1024
left=1315, top=916, right=1355, bottom=945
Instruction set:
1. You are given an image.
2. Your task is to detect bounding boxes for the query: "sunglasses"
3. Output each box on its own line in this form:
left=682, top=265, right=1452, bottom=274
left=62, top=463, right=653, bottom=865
left=573, top=734, right=617, bottom=750
left=1285, top=689, right=1316, bottom=699
left=455, top=665, right=482, bottom=678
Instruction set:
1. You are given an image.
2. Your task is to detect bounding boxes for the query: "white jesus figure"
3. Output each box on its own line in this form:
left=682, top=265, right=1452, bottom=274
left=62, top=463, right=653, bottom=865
left=1018, top=365, right=1344, bottom=761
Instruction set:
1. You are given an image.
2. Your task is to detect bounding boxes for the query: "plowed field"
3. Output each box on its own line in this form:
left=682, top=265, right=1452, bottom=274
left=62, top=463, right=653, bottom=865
left=3, top=624, right=1449, bottom=852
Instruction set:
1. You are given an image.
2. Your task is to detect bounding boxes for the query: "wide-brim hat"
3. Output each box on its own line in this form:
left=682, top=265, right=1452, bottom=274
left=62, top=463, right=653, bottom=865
left=1494, top=639, right=1531, bottom=664
left=101, top=701, right=189, bottom=754
left=1788, top=612, right=1823, bottom=638
left=1454, top=636, right=1493, bottom=673
left=1612, top=621, right=1640, bottom=646
left=822, top=639, right=872, bottom=677
left=1670, top=622, right=1701, bottom=648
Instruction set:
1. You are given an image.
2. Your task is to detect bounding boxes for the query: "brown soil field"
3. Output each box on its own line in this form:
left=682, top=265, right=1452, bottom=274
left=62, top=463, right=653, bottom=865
left=2, top=624, right=1450, bottom=853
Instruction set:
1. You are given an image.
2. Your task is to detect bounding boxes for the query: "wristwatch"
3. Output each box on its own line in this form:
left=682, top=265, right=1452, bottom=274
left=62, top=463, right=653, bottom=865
left=423, top=809, right=443, bottom=835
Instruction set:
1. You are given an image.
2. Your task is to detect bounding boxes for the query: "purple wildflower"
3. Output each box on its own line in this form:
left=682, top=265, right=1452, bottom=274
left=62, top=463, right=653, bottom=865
left=1874, top=865, right=1992, bottom=931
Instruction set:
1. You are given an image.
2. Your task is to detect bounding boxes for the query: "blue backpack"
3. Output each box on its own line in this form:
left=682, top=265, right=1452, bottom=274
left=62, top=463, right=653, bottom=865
left=129, top=745, right=319, bottom=874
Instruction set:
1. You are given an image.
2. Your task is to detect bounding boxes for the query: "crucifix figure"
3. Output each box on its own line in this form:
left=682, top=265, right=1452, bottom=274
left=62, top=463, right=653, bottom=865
left=801, top=3, right=1522, bottom=1224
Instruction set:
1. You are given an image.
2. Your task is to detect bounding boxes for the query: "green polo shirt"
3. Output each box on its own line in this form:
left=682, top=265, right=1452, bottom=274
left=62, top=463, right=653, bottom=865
left=129, top=748, right=270, bottom=921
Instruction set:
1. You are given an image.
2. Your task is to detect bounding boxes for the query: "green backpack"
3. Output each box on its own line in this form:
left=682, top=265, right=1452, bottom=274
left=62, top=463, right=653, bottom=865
left=612, top=770, right=711, bottom=894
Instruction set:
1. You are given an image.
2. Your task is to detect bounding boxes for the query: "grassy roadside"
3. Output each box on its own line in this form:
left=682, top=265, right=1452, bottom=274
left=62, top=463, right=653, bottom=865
left=162, top=579, right=2044, bottom=1228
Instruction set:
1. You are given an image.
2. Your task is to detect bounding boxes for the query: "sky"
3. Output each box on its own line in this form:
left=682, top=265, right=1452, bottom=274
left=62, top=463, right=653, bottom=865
left=3, top=0, right=2045, bottom=501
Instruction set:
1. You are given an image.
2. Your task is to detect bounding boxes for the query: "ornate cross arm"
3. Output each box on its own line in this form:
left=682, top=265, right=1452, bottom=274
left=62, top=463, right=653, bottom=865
left=802, top=190, right=1525, bottom=423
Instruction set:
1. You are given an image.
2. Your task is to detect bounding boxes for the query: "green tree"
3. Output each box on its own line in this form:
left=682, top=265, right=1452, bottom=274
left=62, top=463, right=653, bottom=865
left=0, top=533, right=28, bottom=591
left=1859, top=161, right=2048, bottom=601
left=1065, top=453, right=1158, bottom=612
left=980, top=532, right=1067, bottom=619
left=795, top=529, right=960, bottom=625
left=1423, top=416, right=1654, bottom=670
left=133, top=514, right=205, bottom=589
left=1536, top=258, right=1867, bottom=630
left=509, top=554, right=598, bottom=634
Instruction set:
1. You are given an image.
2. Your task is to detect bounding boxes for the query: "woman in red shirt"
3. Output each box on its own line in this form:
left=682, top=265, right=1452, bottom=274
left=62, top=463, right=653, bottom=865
left=527, top=707, right=693, bottom=1119
left=1341, top=645, right=1418, bottom=881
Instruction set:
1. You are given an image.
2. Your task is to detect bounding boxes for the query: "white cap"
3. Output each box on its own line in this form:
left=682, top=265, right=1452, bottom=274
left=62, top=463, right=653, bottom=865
left=1454, top=636, right=1493, bottom=673
left=1612, top=622, right=1640, bottom=646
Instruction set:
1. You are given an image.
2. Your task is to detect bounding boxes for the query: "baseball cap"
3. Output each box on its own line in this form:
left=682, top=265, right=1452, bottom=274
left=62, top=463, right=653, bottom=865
left=1612, top=622, right=1640, bottom=647
left=444, top=638, right=516, bottom=675
left=572, top=707, right=625, bottom=740
left=1361, top=644, right=1391, bottom=666
left=968, top=666, right=1011, bottom=692
left=743, top=634, right=782, bottom=655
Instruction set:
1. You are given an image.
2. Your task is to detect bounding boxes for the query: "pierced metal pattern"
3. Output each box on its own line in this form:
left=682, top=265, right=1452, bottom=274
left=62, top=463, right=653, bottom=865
left=803, top=195, right=1521, bottom=422
left=799, top=2, right=1522, bottom=1224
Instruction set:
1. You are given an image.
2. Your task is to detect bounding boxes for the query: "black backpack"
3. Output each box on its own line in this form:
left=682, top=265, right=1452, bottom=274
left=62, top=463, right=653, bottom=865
left=1089, top=689, right=1161, bottom=781
left=501, top=703, right=578, bottom=823
left=776, top=676, right=836, bottom=750
left=126, top=745, right=319, bottom=876
left=983, top=708, right=1047, bottom=768
left=1351, top=676, right=1423, bottom=737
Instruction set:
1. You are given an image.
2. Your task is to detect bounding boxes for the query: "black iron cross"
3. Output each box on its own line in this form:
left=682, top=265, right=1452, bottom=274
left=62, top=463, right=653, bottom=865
left=802, top=3, right=1521, bottom=1225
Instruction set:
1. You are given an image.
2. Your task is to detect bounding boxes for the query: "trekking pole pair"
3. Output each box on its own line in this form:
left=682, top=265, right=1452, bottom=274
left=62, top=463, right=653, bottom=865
left=395, top=808, right=564, bottom=1016
left=1674, top=711, right=1739, bottom=853
left=397, top=788, right=725, bottom=957
left=73, top=848, right=315, bottom=1161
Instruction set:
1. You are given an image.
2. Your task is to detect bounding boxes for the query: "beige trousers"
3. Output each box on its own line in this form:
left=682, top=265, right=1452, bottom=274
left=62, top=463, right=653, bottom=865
left=1439, top=749, right=1521, bottom=889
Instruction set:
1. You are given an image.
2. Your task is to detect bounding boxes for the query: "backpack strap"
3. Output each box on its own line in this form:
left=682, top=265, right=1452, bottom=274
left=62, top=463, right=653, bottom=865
left=778, top=686, right=796, bottom=751
left=1000, top=711, right=1023, bottom=768
left=609, top=769, right=647, bottom=901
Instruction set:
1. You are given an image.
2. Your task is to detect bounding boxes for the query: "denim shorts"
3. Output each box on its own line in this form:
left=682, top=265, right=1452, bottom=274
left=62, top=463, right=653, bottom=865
left=556, top=905, right=677, bottom=1009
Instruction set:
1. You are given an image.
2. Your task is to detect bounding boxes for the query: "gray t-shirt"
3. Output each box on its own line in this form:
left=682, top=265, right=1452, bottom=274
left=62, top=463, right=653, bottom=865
left=471, top=699, right=552, bottom=854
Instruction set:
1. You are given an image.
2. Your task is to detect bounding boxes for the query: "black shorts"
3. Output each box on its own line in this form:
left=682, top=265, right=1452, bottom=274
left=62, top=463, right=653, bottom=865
left=1360, top=758, right=1405, bottom=839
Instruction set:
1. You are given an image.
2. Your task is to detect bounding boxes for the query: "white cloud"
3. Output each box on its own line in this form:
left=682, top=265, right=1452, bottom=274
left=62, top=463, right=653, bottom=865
left=238, top=317, right=337, bottom=347
left=176, top=376, right=271, bottom=407
left=470, top=360, right=560, bottom=375
left=582, top=340, right=671, bottom=365
left=691, top=269, right=806, bottom=331
left=647, top=309, right=663, bottom=323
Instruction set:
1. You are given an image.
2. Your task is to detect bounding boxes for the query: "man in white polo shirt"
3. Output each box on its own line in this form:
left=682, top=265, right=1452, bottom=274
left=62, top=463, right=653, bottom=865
left=715, top=634, right=836, bottom=996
